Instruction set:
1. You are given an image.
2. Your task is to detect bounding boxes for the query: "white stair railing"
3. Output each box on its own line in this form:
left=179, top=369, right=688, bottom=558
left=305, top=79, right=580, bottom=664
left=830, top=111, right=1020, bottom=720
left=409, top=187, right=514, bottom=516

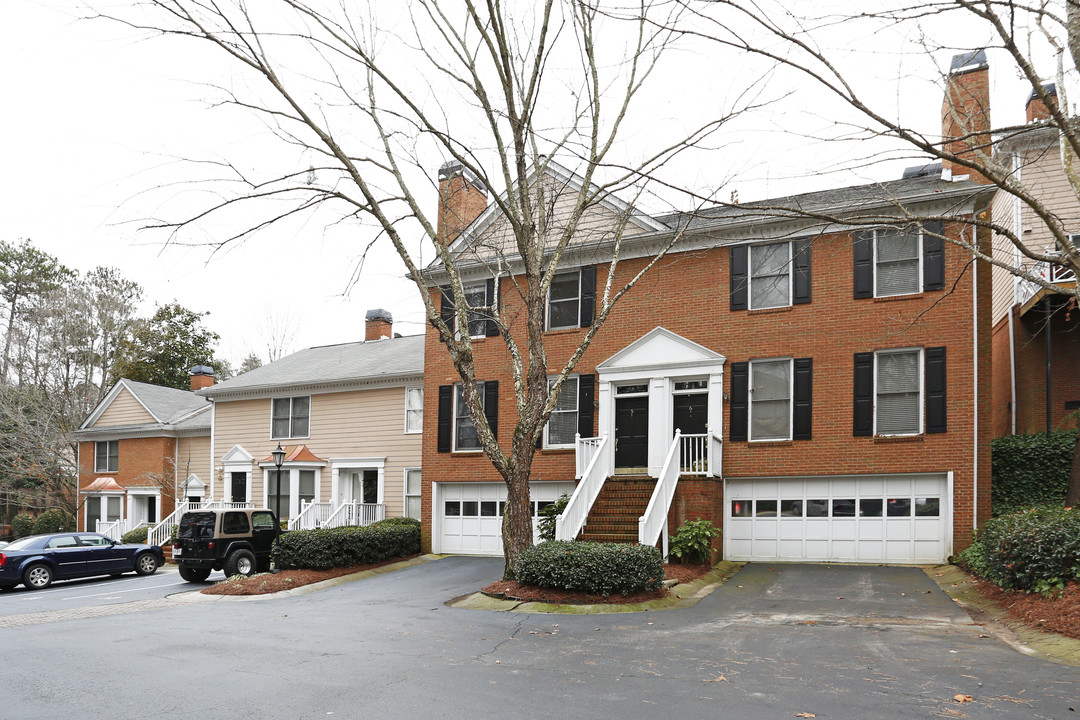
left=679, top=433, right=708, bottom=475
left=323, top=502, right=386, bottom=529
left=555, top=434, right=610, bottom=541
left=638, top=431, right=683, bottom=558
left=148, top=501, right=205, bottom=547
left=289, top=501, right=334, bottom=530
left=575, top=434, right=605, bottom=479
left=96, top=518, right=126, bottom=541
left=708, top=429, right=723, bottom=477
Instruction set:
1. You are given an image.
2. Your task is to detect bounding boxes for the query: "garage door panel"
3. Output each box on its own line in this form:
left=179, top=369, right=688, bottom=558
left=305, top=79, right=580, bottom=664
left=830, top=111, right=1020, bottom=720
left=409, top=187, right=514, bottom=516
left=437, top=481, right=576, bottom=556
left=725, top=474, right=949, bottom=564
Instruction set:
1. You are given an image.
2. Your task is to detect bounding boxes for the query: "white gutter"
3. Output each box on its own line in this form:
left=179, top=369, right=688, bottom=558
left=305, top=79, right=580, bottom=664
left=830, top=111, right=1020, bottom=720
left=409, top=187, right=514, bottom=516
left=209, top=401, right=216, bottom=502
left=1008, top=309, right=1017, bottom=435
left=972, top=226, right=980, bottom=532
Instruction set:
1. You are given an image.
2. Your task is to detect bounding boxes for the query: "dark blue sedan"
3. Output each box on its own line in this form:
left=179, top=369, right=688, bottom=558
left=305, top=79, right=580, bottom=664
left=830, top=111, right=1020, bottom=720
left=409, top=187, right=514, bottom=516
left=0, top=532, right=165, bottom=591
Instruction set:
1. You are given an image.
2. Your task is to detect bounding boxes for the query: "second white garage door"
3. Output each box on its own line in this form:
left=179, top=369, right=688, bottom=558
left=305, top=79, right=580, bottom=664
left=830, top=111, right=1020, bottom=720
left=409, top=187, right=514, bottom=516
left=724, top=473, right=951, bottom=564
left=434, top=481, right=577, bottom=556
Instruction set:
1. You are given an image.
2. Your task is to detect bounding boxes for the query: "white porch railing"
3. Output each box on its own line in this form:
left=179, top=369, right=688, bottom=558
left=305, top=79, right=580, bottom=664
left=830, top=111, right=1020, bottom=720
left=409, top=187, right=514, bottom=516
left=679, top=433, right=708, bottom=475
left=1016, top=259, right=1076, bottom=307
left=638, top=431, right=683, bottom=557
left=575, top=434, right=605, bottom=479
left=323, top=502, right=385, bottom=529
left=708, top=429, right=723, bottom=478
left=289, top=501, right=335, bottom=530
left=96, top=518, right=151, bottom=541
left=556, top=434, right=610, bottom=541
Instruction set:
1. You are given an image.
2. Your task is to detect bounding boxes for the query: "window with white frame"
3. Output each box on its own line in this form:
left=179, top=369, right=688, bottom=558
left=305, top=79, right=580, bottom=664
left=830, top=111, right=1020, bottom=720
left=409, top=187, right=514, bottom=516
left=547, top=270, right=581, bottom=330
left=84, top=494, right=122, bottom=531
left=544, top=376, right=578, bottom=447
left=875, top=227, right=921, bottom=297
left=405, top=386, right=423, bottom=433
left=749, top=358, right=791, bottom=441
left=463, top=282, right=489, bottom=337
left=404, top=468, right=421, bottom=520
left=95, top=440, right=119, bottom=472
left=750, top=242, right=791, bottom=309
left=454, top=383, right=485, bottom=451
left=271, top=396, right=310, bottom=439
left=876, top=349, right=921, bottom=435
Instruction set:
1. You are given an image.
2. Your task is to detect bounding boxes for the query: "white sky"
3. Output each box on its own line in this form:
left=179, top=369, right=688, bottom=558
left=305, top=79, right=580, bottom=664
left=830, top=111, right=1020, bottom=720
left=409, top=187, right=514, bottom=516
left=0, top=0, right=1053, bottom=367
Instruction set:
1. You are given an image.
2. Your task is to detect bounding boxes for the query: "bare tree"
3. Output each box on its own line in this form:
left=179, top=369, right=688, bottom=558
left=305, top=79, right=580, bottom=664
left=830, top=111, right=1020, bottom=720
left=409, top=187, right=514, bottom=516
left=103, top=0, right=759, bottom=576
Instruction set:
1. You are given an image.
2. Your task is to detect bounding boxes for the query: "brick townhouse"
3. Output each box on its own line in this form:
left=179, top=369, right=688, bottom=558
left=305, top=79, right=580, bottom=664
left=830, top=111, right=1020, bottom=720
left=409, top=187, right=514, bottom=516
left=419, top=53, right=996, bottom=563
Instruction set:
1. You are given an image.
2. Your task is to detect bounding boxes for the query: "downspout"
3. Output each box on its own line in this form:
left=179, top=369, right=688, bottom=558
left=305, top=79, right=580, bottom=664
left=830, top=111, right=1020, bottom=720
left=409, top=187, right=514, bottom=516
left=1045, top=296, right=1053, bottom=435
left=209, top=402, right=216, bottom=501
left=174, top=439, right=179, bottom=517
left=972, top=236, right=979, bottom=532
left=1008, top=309, right=1017, bottom=434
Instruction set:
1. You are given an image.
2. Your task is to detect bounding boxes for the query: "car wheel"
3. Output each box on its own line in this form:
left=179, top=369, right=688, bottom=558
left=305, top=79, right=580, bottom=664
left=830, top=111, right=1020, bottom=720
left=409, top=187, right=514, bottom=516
left=23, top=564, right=53, bottom=590
left=178, top=565, right=211, bottom=583
left=135, top=552, right=159, bottom=576
left=224, top=549, right=256, bottom=577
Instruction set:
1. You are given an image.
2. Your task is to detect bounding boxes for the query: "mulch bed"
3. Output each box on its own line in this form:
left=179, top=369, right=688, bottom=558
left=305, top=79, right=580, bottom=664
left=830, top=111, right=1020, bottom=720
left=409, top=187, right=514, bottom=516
left=973, top=578, right=1080, bottom=640
left=199, top=554, right=421, bottom=596
left=480, top=562, right=712, bottom=605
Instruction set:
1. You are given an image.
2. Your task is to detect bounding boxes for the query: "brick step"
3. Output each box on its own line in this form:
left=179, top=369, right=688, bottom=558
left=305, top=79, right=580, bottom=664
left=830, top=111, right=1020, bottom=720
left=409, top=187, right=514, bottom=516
left=587, top=506, right=648, bottom=517
left=578, top=531, right=639, bottom=543
left=583, top=523, right=639, bottom=535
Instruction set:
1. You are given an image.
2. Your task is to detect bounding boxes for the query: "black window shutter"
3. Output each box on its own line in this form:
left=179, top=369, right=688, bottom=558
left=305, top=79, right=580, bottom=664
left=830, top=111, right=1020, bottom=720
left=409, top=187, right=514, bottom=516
left=792, top=239, right=812, bottom=305
left=853, top=352, right=874, bottom=436
left=922, top=221, right=945, bottom=291
left=437, top=385, right=452, bottom=453
left=483, top=380, right=499, bottom=440
left=730, top=362, right=748, bottom=441
left=577, top=374, right=595, bottom=438
left=853, top=231, right=874, bottom=299
left=730, top=245, right=748, bottom=311
left=579, top=266, right=596, bottom=327
left=485, top=278, right=500, bottom=337
left=793, top=357, right=813, bottom=440
left=925, top=346, right=947, bottom=433
left=440, top=287, right=455, bottom=332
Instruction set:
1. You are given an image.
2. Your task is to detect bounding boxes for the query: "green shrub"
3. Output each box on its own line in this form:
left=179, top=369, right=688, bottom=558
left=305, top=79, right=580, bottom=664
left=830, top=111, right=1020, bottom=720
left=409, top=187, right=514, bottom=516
left=11, top=513, right=35, bottom=539
left=32, top=509, right=75, bottom=535
left=373, top=516, right=422, bottom=529
left=991, top=430, right=1077, bottom=515
left=669, top=519, right=720, bottom=564
left=537, top=494, right=570, bottom=541
left=275, top=521, right=420, bottom=570
left=516, top=541, right=664, bottom=596
left=958, top=506, right=1080, bottom=591
left=121, top=526, right=149, bottom=544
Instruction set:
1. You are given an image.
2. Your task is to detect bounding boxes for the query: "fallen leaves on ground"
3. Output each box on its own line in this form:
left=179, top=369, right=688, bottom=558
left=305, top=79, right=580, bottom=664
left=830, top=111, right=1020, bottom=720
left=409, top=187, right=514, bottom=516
left=954, top=694, right=973, bottom=703
left=972, top=579, right=1080, bottom=639
left=481, top=562, right=712, bottom=605
left=198, top=555, right=420, bottom=595
left=793, top=713, right=816, bottom=718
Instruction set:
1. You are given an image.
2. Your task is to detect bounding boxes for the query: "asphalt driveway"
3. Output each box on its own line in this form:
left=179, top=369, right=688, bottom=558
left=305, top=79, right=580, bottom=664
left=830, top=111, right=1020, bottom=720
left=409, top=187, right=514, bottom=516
left=0, top=558, right=1076, bottom=719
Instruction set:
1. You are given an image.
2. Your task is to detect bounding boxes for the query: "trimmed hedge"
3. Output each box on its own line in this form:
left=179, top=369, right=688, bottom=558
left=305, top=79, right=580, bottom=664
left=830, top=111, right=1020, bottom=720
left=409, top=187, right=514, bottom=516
left=991, top=430, right=1077, bottom=515
left=275, top=517, right=420, bottom=570
left=12, top=513, right=34, bottom=539
left=121, top=526, right=149, bottom=544
left=32, top=509, right=75, bottom=535
left=516, top=541, right=664, bottom=596
left=957, top=506, right=1080, bottom=592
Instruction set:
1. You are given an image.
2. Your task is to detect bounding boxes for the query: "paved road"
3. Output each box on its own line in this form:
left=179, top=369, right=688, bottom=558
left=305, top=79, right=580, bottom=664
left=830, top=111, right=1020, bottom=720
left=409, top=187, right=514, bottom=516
left=0, top=558, right=1076, bottom=719
left=0, top=565, right=187, bottom=614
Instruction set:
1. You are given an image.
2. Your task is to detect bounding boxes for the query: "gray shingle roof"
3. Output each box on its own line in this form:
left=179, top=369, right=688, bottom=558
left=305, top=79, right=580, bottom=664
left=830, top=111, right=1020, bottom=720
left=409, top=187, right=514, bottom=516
left=123, top=380, right=211, bottom=424
left=200, top=334, right=425, bottom=397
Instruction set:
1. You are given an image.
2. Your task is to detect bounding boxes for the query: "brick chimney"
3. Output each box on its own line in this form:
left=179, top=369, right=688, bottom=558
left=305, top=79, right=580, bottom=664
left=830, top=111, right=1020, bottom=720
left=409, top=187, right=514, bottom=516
left=365, top=308, right=393, bottom=341
left=437, top=160, right=488, bottom=245
left=189, top=365, right=215, bottom=391
left=941, top=49, right=991, bottom=184
left=1026, top=83, right=1057, bottom=123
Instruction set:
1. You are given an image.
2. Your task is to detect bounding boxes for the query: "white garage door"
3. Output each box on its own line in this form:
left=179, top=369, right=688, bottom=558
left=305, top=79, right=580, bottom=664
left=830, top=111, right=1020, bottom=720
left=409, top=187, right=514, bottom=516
left=435, top=481, right=577, bottom=556
left=724, top=474, right=950, bottom=564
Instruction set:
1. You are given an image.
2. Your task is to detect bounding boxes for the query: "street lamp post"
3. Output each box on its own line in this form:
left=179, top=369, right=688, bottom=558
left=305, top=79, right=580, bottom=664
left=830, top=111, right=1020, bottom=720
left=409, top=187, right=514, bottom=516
left=271, top=444, right=286, bottom=521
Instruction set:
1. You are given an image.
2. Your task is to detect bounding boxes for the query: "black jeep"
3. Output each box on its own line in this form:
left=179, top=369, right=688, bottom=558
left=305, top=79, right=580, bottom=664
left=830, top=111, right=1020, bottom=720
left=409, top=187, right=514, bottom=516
left=174, top=508, right=281, bottom=582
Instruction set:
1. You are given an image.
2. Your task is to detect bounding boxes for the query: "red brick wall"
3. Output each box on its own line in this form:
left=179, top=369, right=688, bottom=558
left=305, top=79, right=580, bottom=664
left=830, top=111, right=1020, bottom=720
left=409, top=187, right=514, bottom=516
left=421, top=222, right=992, bottom=554
left=1009, top=302, right=1080, bottom=435
left=77, top=437, right=179, bottom=531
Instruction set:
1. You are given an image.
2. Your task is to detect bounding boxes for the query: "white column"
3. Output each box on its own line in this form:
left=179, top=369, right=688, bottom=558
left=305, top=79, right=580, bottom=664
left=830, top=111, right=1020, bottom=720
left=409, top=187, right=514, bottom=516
left=708, top=371, right=725, bottom=437
left=597, top=381, right=613, bottom=476
left=647, top=376, right=668, bottom=476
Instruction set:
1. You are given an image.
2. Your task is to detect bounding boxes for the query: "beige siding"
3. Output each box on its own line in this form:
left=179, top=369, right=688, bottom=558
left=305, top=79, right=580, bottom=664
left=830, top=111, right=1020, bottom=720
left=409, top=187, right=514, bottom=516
left=176, top=435, right=212, bottom=487
left=95, top=388, right=155, bottom=427
left=990, top=182, right=1017, bottom=323
left=212, top=386, right=422, bottom=517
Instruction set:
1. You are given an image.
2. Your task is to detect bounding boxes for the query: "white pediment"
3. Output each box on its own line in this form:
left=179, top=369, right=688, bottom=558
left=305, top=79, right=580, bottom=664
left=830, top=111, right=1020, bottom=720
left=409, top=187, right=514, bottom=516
left=597, top=327, right=726, bottom=375
left=181, top=474, right=206, bottom=491
left=220, top=444, right=254, bottom=464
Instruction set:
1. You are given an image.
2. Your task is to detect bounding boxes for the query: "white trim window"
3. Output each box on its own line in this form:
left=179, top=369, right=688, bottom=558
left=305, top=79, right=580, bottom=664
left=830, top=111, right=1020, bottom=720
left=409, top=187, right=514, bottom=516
left=463, top=282, right=489, bottom=338
left=95, top=440, right=119, bottom=472
left=405, top=386, right=424, bottom=434
left=84, top=494, right=123, bottom=532
left=875, top=348, right=922, bottom=435
left=271, top=396, right=310, bottom=439
left=749, top=358, right=792, bottom=441
left=404, top=468, right=422, bottom=520
left=875, top=227, right=921, bottom=297
left=544, top=376, right=578, bottom=448
left=749, top=242, right=791, bottom=309
left=454, top=383, right=484, bottom=451
left=547, top=270, right=582, bottom=330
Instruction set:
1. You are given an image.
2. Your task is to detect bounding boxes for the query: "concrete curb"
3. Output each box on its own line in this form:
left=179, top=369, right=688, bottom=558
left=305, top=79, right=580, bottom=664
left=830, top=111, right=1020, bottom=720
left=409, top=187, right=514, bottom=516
left=167, top=554, right=445, bottom=603
left=925, top=564, right=1080, bottom=667
left=448, top=560, right=745, bottom=614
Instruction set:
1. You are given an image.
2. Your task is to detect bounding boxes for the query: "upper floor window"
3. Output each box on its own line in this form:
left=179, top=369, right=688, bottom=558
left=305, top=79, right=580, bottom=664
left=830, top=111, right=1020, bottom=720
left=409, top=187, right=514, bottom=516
left=271, top=396, right=310, bottom=439
left=405, top=386, right=424, bottom=433
left=853, top=222, right=944, bottom=299
left=436, top=380, right=499, bottom=453
left=454, top=383, right=485, bottom=451
left=95, top=440, right=118, bottom=473
left=730, top=358, right=812, bottom=442
left=544, top=376, right=579, bottom=447
left=546, top=266, right=596, bottom=330
left=749, top=358, right=792, bottom=440
left=440, top=280, right=500, bottom=338
left=730, top=240, right=811, bottom=311
left=853, top=346, right=946, bottom=437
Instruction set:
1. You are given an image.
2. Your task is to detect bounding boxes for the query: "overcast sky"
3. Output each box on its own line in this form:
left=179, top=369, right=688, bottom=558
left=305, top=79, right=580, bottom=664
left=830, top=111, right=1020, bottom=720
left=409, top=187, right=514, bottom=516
left=1, top=0, right=1047, bottom=368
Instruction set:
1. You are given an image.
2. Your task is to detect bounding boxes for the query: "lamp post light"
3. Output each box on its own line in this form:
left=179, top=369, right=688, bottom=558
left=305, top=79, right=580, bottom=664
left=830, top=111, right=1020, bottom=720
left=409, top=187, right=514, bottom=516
left=271, top=444, right=286, bottom=521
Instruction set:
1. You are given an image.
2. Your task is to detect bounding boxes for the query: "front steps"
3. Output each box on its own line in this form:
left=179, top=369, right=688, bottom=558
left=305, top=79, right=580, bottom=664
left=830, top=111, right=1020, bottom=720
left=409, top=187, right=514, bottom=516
left=577, top=477, right=656, bottom=543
